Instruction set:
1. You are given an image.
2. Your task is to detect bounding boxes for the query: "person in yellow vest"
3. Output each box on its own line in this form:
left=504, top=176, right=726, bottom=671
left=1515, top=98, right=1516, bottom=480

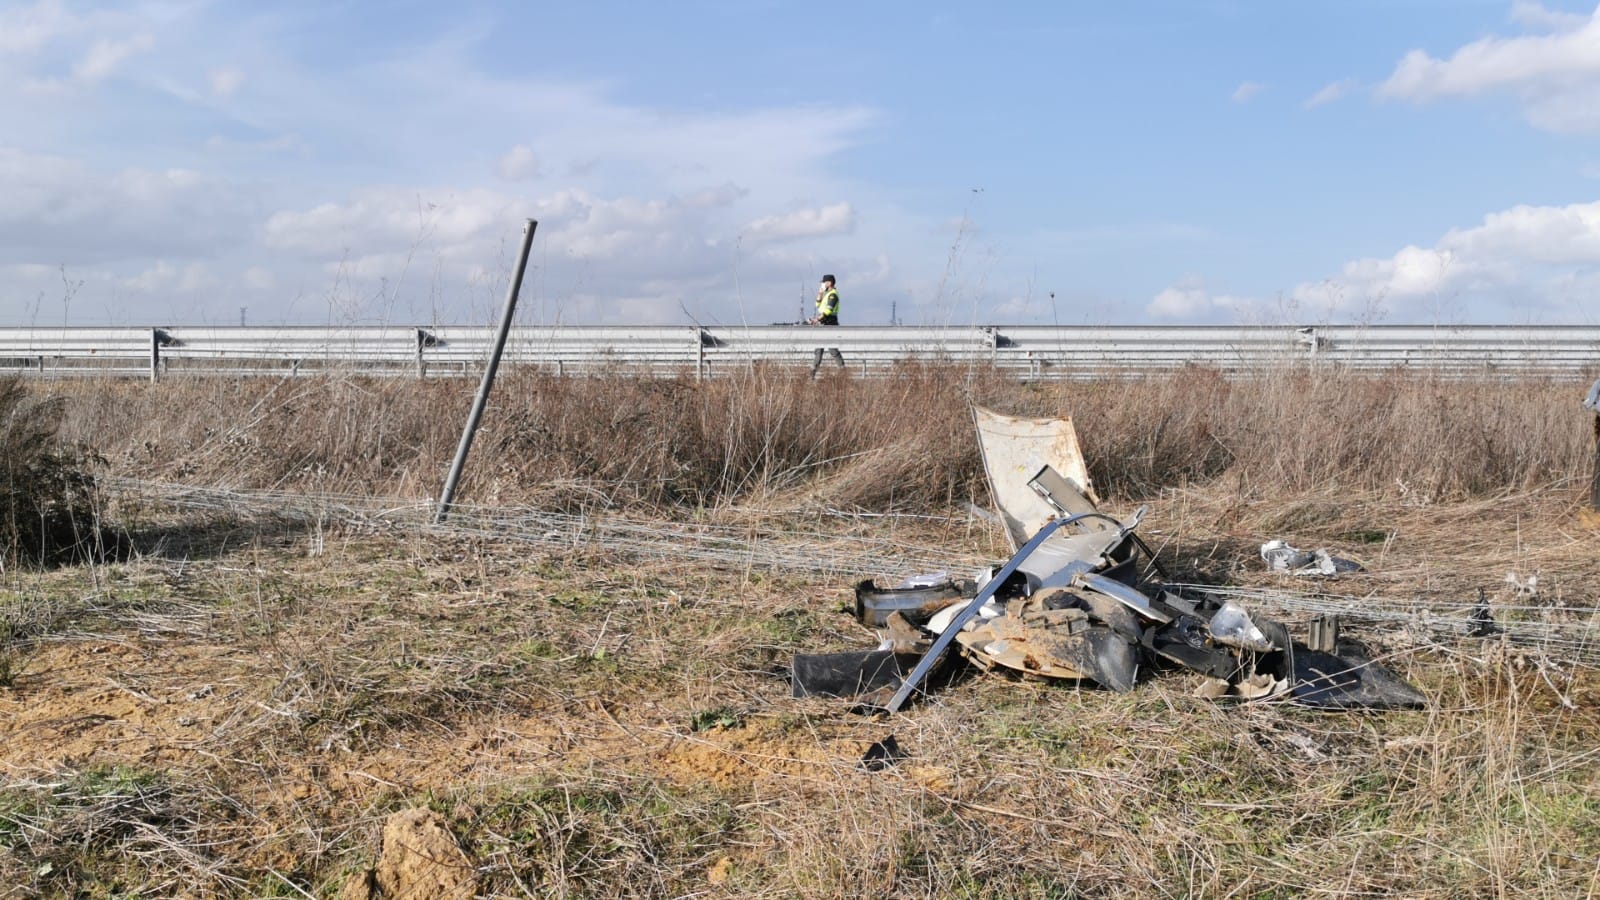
left=808, top=274, right=845, bottom=375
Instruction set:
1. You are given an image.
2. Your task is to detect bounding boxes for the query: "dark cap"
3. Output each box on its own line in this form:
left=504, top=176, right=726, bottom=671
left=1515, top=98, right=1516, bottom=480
left=821, top=274, right=835, bottom=284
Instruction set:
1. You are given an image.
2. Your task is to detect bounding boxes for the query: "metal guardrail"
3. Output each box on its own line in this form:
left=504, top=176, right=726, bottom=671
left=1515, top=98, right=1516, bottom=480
left=1, top=324, right=1598, bottom=380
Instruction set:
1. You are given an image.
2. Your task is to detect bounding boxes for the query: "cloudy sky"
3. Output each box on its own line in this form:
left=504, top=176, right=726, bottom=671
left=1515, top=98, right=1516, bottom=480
left=5, top=0, right=1600, bottom=327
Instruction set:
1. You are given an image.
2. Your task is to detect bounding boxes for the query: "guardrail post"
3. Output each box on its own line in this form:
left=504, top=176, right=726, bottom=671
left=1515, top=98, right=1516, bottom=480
left=695, top=328, right=705, bottom=381
left=149, top=328, right=160, bottom=382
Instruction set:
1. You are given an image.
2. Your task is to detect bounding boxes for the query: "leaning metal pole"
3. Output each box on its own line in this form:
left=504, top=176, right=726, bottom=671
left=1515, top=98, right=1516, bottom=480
left=434, top=218, right=538, bottom=524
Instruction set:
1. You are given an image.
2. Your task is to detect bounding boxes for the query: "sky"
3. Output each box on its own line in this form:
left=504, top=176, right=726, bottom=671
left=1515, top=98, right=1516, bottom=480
left=4, top=0, right=1600, bottom=328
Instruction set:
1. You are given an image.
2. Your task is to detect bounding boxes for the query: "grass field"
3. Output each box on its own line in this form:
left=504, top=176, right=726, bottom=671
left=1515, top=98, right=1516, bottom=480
left=2, top=366, right=1598, bottom=897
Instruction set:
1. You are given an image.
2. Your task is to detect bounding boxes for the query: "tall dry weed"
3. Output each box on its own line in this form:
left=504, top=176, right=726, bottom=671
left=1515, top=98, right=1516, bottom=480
left=0, top=377, right=104, bottom=567
left=37, top=364, right=1596, bottom=512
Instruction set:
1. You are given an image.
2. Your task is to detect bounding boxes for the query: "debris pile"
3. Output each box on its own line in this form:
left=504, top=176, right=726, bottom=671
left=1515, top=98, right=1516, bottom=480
left=793, top=407, right=1425, bottom=713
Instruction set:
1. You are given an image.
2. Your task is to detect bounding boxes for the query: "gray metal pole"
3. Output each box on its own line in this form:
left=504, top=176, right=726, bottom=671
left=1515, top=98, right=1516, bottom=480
left=149, top=328, right=160, bottom=382
left=434, top=219, right=538, bottom=523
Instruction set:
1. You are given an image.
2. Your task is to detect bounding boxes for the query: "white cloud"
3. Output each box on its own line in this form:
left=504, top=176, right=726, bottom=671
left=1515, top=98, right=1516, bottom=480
left=1288, top=199, right=1600, bottom=319
left=123, top=260, right=219, bottom=294
left=1378, top=6, right=1600, bottom=132
left=497, top=144, right=539, bottom=180
left=1509, top=1, right=1590, bottom=32
left=742, top=203, right=856, bottom=242
left=264, top=188, right=516, bottom=255
left=244, top=266, right=275, bottom=290
left=1232, top=81, right=1264, bottom=103
left=1146, top=278, right=1250, bottom=321
left=1148, top=284, right=1211, bottom=319
left=0, top=147, right=250, bottom=264
left=683, top=183, right=747, bottom=209
left=1304, top=79, right=1356, bottom=109
left=72, top=34, right=152, bottom=83
left=0, top=0, right=72, bottom=55
left=1141, top=201, right=1600, bottom=324
left=0, top=6, right=900, bottom=326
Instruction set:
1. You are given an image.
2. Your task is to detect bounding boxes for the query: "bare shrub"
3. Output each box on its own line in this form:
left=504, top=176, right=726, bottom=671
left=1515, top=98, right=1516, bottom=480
left=0, top=377, right=104, bottom=568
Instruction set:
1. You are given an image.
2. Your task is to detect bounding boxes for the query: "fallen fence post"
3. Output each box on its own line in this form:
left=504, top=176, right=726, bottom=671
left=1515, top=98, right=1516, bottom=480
left=435, top=218, right=538, bottom=523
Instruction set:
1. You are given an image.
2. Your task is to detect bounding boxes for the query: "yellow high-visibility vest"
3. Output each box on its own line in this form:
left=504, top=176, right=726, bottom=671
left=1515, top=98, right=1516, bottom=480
left=816, top=288, right=840, bottom=317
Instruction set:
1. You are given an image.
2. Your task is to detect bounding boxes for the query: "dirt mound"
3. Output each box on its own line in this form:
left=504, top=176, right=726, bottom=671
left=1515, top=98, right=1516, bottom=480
left=341, top=808, right=477, bottom=899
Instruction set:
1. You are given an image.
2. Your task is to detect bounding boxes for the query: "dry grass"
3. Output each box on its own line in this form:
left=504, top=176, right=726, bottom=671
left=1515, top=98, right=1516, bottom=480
left=35, top=363, right=1597, bottom=513
left=0, top=365, right=1597, bottom=896
left=0, top=377, right=106, bottom=570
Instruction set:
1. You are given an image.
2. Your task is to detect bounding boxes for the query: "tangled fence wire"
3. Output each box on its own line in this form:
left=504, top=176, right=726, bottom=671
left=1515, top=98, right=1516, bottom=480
left=101, top=477, right=1600, bottom=669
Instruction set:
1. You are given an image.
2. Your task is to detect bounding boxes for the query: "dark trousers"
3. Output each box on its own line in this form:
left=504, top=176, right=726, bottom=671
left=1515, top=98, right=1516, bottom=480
left=811, top=318, right=844, bottom=374
left=811, top=346, right=845, bottom=374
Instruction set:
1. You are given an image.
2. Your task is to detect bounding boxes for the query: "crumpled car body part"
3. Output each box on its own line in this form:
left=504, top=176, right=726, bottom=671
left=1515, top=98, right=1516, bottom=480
left=1209, top=602, right=1277, bottom=651
left=854, top=579, right=968, bottom=628
left=973, top=405, right=1098, bottom=548
left=879, top=517, right=1093, bottom=713
left=1261, top=540, right=1362, bottom=576
left=791, top=649, right=917, bottom=701
left=1072, top=570, right=1173, bottom=624
left=954, top=588, right=1142, bottom=691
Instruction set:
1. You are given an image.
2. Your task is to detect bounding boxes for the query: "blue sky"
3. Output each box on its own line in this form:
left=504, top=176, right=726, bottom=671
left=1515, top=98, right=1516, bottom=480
left=4, top=0, right=1600, bottom=327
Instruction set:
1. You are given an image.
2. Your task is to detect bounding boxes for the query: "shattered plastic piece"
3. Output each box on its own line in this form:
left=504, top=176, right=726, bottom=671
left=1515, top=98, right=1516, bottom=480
left=1288, top=641, right=1427, bottom=710
left=1504, top=570, right=1539, bottom=598
left=1144, top=614, right=1239, bottom=679
left=860, top=735, right=904, bottom=771
left=1194, top=673, right=1289, bottom=701
left=1208, top=602, right=1276, bottom=651
left=854, top=579, right=966, bottom=628
left=1028, top=464, right=1108, bottom=527
left=925, top=593, right=1004, bottom=636
left=1260, top=540, right=1361, bottom=576
left=1260, top=539, right=1313, bottom=571
left=895, top=571, right=951, bottom=589
left=954, top=587, right=1145, bottom=691
left=1233, top=672, right=1289, bottom=700
left=792, top=649, right=915, bottom=699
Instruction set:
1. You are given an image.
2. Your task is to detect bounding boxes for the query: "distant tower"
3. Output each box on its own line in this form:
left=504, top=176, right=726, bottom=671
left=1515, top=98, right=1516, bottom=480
left=240, top=306, right=247, bottom=327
